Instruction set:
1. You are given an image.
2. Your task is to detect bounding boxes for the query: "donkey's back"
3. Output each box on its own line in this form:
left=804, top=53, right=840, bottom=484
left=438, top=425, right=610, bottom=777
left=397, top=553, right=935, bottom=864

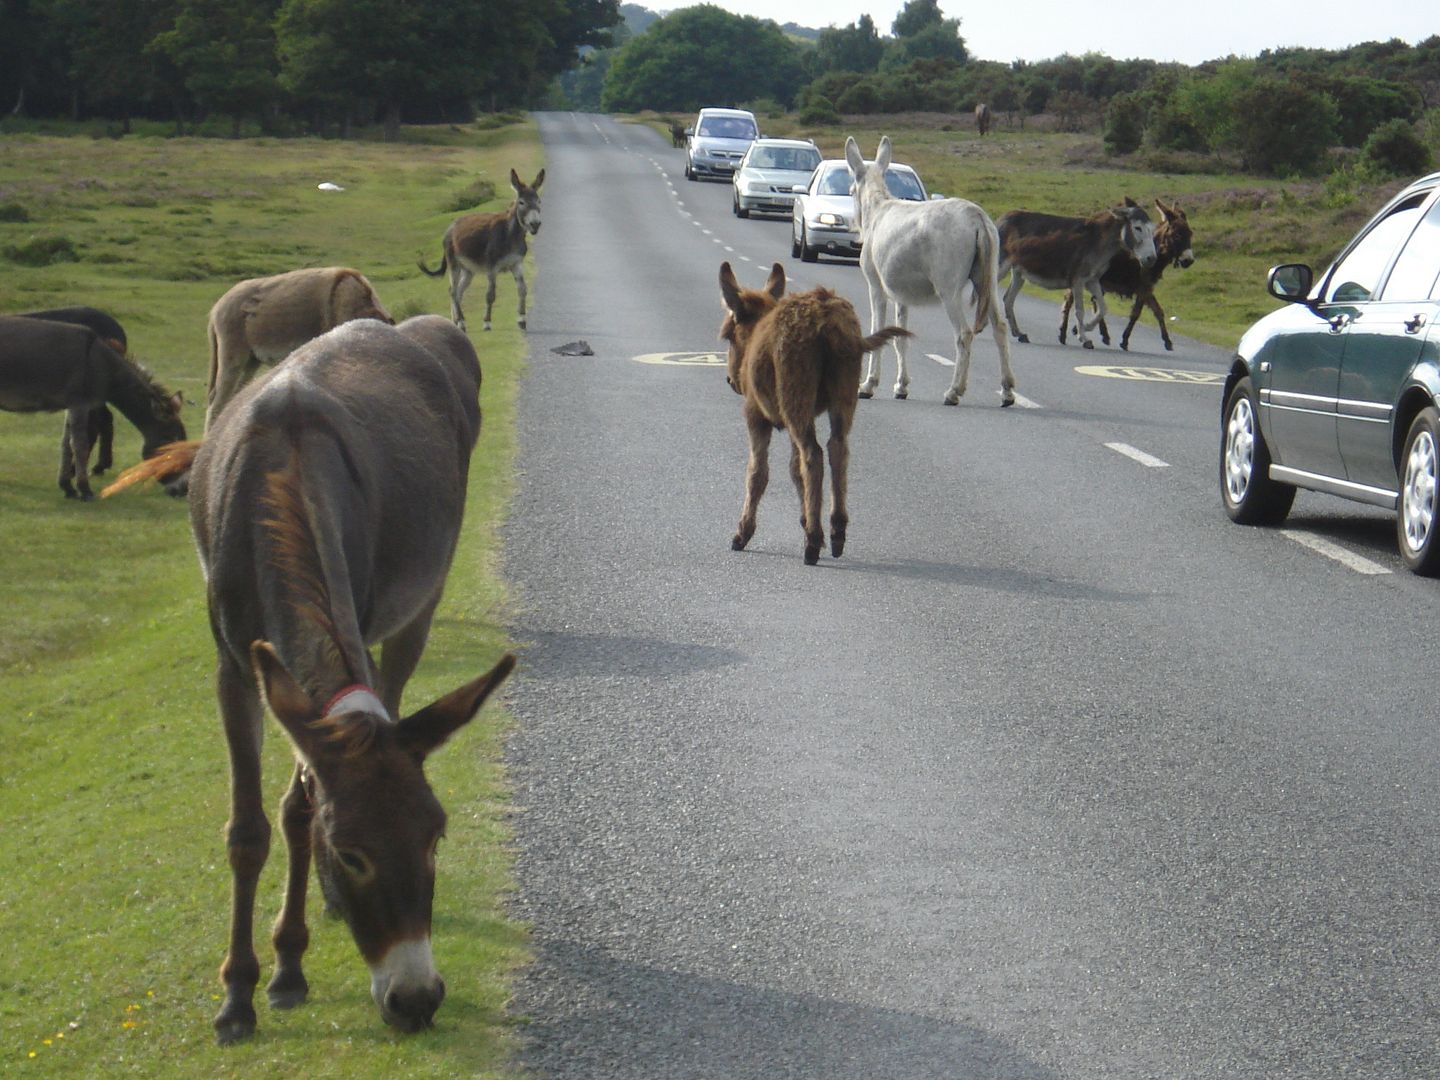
left=191, top=315, right=481, bottom=655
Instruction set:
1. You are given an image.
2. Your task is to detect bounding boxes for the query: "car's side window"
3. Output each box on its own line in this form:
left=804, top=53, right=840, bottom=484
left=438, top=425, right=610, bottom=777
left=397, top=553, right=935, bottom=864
left=1381, top=196, right=1440, bottom=301
left=1325, top=194, right=1427, bottom=304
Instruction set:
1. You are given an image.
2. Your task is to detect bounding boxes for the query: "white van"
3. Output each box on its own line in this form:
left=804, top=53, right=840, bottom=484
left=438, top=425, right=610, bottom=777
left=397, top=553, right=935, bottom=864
left=684, top=107, right=759, bottom=181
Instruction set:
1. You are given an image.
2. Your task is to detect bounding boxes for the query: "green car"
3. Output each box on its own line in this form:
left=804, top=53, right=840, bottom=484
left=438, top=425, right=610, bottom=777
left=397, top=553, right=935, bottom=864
left=1221, top=171, right=1440, bottom=573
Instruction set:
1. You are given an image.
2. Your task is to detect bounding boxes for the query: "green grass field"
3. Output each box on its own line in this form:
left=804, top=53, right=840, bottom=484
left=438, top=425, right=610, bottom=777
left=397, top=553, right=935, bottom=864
left=1, top=123, right=540, bottom=1077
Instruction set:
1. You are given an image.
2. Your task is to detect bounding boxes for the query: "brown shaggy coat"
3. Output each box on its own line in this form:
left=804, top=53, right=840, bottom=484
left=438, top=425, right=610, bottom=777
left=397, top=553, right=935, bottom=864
left=719, top=261, right=909, bottom=565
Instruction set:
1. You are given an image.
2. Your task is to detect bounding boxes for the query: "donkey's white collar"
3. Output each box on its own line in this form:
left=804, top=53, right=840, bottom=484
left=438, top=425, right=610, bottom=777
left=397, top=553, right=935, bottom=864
left=323, top=683, right=390, bottom=721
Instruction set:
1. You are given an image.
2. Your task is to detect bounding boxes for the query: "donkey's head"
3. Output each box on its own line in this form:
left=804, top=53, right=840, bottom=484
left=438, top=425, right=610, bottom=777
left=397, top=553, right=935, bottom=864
left=251, top=643, right=516, bottom=1033
left=1156, top=198, right=1195, bottom=270
left=718, top=261, right=785, bottom=396
left=1112, top=198, right=1157, bottom=268
left=844, top=135, right=894, bottom=233
left=510, top=168, right=544, bottom=236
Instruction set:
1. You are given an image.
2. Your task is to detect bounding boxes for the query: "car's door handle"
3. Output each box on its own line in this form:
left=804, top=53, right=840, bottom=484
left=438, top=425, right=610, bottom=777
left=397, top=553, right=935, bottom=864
left=1328, top=314, right=1350, bottom=333
left=1405, top=314, right=1426, bottom=334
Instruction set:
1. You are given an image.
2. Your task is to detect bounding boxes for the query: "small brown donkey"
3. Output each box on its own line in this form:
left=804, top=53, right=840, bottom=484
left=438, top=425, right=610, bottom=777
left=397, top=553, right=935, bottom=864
left=419, top=168, right=544, bottom=332
left=719, top=261, right=909, bottom=565
left=179, top=315, right=513, bottom=1043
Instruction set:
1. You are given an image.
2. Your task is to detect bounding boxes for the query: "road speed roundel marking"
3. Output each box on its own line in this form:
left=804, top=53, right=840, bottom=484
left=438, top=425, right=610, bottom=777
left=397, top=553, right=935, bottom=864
left=1075, top=365, right=1224, bottom=385
left=634, top=352, right=727, bottom=366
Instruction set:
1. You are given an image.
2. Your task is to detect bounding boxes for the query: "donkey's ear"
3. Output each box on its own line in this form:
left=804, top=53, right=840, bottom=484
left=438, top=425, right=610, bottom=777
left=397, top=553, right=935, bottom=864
left=1124, top=195, right=1140, bottom=208
left=510, top=168, right=523, bottom=192
left=250, top=641, right=324, bottom=761
left=396, top=653, right=516, bottom=760
left=531, top=168, right=545, bottom=191
left=844, top=136, right=864, bottom=176
left=719, top=261, right=745, bottom=314
left=764, top=262, right=786, bottom=300
left=875, top=135, right=892, bottom=173
left=169, top=391, right=184, bottom=416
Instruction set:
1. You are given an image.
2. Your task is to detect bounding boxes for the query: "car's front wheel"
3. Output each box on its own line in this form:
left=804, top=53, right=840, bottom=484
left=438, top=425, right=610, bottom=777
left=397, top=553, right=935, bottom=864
left=1398, top=407, right=1440, bottom=574
left=791, top=219, right=802, bottom=258
left=733, top=192, right=748, bottom=218
left=1221, top=376, right=1295, bottom=525
left=799, top=223, right=818, bottom=263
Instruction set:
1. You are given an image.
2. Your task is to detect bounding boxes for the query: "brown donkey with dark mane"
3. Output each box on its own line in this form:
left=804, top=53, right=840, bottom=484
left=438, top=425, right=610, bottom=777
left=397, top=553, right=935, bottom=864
left=129, top=315, right=514, bottom=1043
left=719, top=261, right=910, bottom=565
left=0, top=315, right=185, bottom=499
left=419, top=168, right=544, bottom=332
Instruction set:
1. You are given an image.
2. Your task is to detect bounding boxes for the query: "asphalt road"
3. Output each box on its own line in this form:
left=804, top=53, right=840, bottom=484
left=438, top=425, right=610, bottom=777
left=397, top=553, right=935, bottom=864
left=501, top=112, right=1440, bottom=1079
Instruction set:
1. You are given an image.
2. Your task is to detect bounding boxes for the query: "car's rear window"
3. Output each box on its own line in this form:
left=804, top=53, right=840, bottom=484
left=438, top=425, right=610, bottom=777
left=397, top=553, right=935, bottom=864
left=699, top=117, right=757, bottom=139
left=750, top=146, right=821, bottom=172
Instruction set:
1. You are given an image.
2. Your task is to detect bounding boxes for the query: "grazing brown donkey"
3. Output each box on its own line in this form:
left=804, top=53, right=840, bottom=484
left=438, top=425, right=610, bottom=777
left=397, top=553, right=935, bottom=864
left=975, top=102, right=992, bottom=135
left=719, top=261, right=909, bottom=565
left=205, top=266, right=392, bottom=431
left=419, top=168, right=544, bottom=332
left=1058, top=198, right=1196, bottom=351
left=130, top=316, right=514, bottom=1042
left=0, top=316, right=185, bottom=499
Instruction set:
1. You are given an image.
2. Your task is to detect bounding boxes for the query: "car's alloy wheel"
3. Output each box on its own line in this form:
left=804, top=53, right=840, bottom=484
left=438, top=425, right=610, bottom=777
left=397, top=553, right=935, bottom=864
left=800, top=223, right=818, bottom=263
left=1399, top=407, right=1440, bottom=574
left=1221, top=376, right=1294, bottom=525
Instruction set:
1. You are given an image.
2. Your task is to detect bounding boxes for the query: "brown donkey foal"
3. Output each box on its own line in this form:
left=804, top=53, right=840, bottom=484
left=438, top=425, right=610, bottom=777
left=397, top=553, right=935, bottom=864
left=182, top=315, right=514, bottom=1043
left=419, top=168, right=544, bottom=332
left=719, top=261, right=909, bottom=565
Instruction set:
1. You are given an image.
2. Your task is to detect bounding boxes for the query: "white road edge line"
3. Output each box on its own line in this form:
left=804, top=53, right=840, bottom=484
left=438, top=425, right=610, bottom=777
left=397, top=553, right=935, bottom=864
left=1281, top=530, right=1392, bottom=575
left=1105, top=442, right=1170, bottom=468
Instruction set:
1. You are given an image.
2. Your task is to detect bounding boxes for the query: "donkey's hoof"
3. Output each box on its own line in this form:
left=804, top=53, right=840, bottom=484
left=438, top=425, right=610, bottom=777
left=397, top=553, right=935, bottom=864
left=518, top=320, right=527, bottom=330
left=213, top=1004, right=257, bottom=1046
left=731, top=533, right=749, bottom=552
left=1001, top=397, right=1015, bottom=408
left=1083, top=340, right=1095, bottom=350
left=267, top=973, right=309, bottom=1010
left=830, top=534, right=846, bottom=559
left=858, top=387, right=875, bottom=400
left=1017, top=333, right=1030, bottom=344
left=482, top=322, right=493, bottom=332
left=1163, top=342, right=1174, bottom=352
left=894, top=390, right=907, bottom=400
left=804, top=545, right=821, bottom=565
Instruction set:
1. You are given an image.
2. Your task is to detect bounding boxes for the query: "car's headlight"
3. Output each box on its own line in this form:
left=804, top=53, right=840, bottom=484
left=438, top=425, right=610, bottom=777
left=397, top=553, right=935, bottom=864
left=818, top=212, right=845, bottom=227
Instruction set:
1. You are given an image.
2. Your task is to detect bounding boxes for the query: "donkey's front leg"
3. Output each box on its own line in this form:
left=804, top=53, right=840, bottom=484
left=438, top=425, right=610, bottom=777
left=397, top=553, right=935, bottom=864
left=858, top=283, right=887, bottom=398
left=92, top=406, right=115, bottom=474
left=267, top=761, right=312, bottom=1010
left=483, top=272, right=499, bottom=332
left=448, top=265, right=472, bottom=332
left=732, top=406, right=772, bottom=552
left=891, top=304, right=912, bottom=399
left=1077, top=278, right=1107, bottom=350
left=214, top=655, right=271, bottom=1045
left=512, top=266, right=528, bottom=331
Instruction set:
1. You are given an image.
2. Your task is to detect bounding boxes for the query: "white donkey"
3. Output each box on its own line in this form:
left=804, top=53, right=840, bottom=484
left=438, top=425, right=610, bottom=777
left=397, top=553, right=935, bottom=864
left=845, top=136, right=1016, bottom=406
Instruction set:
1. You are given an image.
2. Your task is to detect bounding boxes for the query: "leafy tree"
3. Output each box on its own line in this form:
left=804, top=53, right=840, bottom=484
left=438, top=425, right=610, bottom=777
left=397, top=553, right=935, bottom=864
left=150, top=0, right=280, bottom=135
left=891, top=0, right=943, bottom=38
left=1103, top=90, right=1145, bottom=155
left=600, top=5, right=805, bottom=112
left=880, top=20, right=967, bottom=71
left=813, top=15, right=884, bottom=75
left=1229, top=77, right=1340, bottom=175
left=1360, top=117, right=1433, bottom=176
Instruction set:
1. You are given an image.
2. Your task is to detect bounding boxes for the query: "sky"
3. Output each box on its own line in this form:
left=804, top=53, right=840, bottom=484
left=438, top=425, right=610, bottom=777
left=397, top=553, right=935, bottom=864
left=689, top=0, right=1437, bottom=66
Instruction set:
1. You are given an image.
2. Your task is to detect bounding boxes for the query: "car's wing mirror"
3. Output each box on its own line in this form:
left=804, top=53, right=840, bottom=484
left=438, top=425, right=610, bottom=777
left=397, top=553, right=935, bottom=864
left=930, top=193, right=945, bottom=200
left=1268, top=263, right=1315, bottom=305
left=684, top=127, right=693, bottom=137
left=792, top=184, right=808, bottom=194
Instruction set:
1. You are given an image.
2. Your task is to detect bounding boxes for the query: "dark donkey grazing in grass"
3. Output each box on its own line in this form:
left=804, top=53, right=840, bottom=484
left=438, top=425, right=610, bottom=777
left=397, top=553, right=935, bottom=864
left=996, top=197, right=1158, bottom=349
left=419, top=168, right=544, bottom=332
left=1058, top=198, right=1195, bottom=351
left=720, top=261, right=909, bottom=565
left=120, top=316, right=515, bottom=1042
left=0, top=315, right=185, bottom=499
left=975, top=102, right=992, bottom=135
left=15, top=305, right=130, bottom=473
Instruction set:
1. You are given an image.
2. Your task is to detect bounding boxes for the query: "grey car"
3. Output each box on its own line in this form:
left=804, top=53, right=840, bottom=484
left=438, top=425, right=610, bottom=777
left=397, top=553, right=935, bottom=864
left=732, top=139, right=822, bottom=218
left=685, top=108, right=759, bottom=181
left=1220, top=170, right=1440, bottom=572
left=790, top=159, right=929, bottom=262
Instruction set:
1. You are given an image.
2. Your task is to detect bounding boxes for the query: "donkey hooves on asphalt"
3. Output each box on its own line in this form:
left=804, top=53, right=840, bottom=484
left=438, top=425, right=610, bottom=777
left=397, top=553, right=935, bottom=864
left=804, top=546, right=821, bottom=565
left=858, top=388, right=874, bottom=399
left=943, top=395, right=959, bottom=406
left=1017, top=333, right=1030, bottom=344
left=894, top=390, right=907, bottom=400
left=1164, top=342, right=1174, bottom=352
left=731, top=534, right=748, bottom=551
left=1083, top=341, right=1095, bottom=350
left=830, top=536, right=846, bottom=559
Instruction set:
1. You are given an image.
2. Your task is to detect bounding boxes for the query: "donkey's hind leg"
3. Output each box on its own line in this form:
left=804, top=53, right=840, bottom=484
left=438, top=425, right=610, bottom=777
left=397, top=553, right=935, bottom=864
left=791, top=420, right=826, bottom=564
left=267, top=761, right=313, bottom=1010
left=733, top=403, right=772, bottom=553
left=59, top=408, right=96, bottom=500
left=92, top=406, right=115, bottom=473
left=826, top=405, right=853, bottom=558
left=940, top=291, right=977, bottom=406
left=448, top=264, right=473, bottom=332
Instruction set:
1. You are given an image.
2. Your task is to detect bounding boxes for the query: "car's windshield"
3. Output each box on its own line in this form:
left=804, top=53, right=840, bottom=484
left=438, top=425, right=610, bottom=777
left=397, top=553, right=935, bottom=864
left=817, top=166, right=924, bottom=199
left=749, top=146, right=821, bottom=172
left=698, top=117, right=757, bottom=139
left=885, top=169, right=925, bottom=201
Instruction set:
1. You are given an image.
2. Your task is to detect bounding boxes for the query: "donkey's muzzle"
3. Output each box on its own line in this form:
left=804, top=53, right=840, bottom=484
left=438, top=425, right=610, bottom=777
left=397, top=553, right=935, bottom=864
left=378, top=977, right=445, bottom=1033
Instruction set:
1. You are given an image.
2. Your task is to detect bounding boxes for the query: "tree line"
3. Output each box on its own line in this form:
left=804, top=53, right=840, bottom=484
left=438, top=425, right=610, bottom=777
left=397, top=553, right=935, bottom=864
left=560, top=0, right=1440, bottom=178
left=1, top=0, right=621, bottom=138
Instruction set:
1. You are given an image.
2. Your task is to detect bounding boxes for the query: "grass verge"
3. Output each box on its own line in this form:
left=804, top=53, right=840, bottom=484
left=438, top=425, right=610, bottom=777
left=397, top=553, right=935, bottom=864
left=0, top=122, right=540, bottom=1077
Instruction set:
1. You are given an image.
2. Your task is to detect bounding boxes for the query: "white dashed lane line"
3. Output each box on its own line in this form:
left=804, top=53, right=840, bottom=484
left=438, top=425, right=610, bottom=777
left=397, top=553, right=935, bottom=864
left=1280, top=530, right=1391, bottom=575
left=1105, top=442, right=1170, bottom=468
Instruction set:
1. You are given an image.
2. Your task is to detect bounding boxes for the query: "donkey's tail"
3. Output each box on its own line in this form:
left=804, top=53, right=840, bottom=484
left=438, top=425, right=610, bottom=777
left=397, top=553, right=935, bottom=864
left=417, top=250, right=448, bottom=278
left=972, top=223, right=1001, bottom=330
left=101, top=440, right=202, bottom=497
left=858, top=326, right=912, bottom=352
